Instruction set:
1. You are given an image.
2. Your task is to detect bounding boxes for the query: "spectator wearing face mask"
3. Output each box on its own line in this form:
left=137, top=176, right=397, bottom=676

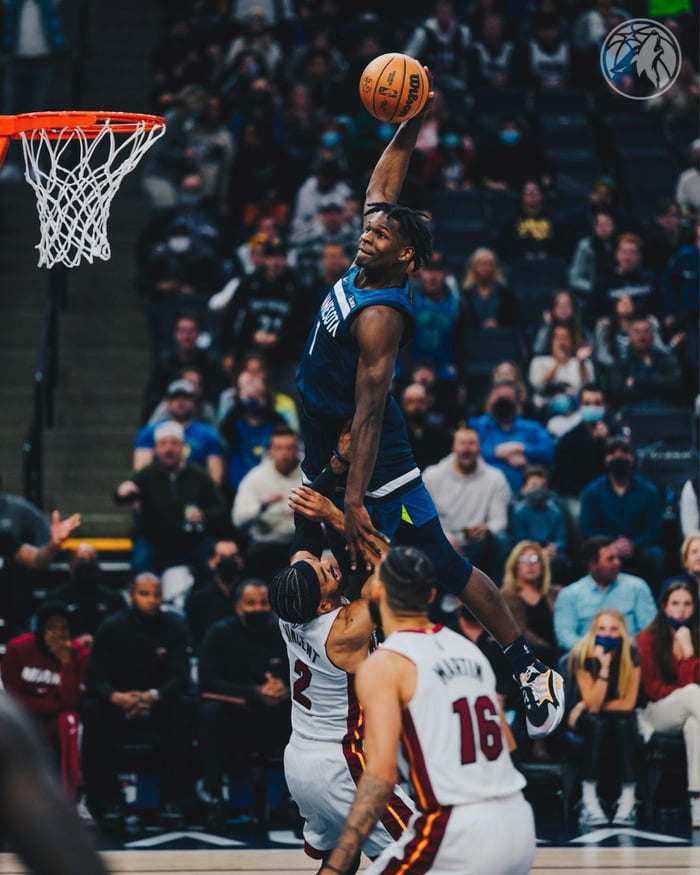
left=197, top=578, right=290, bottom=831
left=50, top=544, right=126, bottom=650
left=289, top=201, right=357, bottom=288
left=510, top=466, right=572, bottom=585
left=468, top=380, right=555, bottom=492
left=399, top=383, right=453, bottom=472
left=185, top=540, right=245, bottom=653
left=480, top=118, right=552, bottom=193
left=580, top=436, right=664, bottom=593
left=138, top=218, right=224, bottom=352
left=218, top=371, right=287, bottom=498
left=550, top=383, right=615, bottom=519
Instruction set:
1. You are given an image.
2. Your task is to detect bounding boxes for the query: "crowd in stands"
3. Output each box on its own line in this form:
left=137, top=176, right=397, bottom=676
left=0, top=0, right=699, bottom=837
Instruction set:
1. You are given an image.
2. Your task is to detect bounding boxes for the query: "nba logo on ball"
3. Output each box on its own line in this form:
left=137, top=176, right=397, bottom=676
left=600, top=18, right=682, bottom=100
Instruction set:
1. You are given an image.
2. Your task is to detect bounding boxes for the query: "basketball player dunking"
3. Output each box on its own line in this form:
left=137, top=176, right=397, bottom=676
left=319, top=547, right=536, bottom=875
left=292, top=67, right=563, bottom=739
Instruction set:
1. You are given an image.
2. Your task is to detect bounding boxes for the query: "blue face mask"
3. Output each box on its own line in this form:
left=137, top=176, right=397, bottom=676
left=581, top=405, right=605, bottom=423
left=549, top=394, right=573, bottom=416
left=377, top=123, right=394, bottom=142
left=499, top=129, right=520, bottom=145
left=667, top=615, right=694, bottom=629
left=321, top=131, right=341, bottom=148
left=442, top=133, right=460, bottom=148
left=595, top=634, right=622, bottom=652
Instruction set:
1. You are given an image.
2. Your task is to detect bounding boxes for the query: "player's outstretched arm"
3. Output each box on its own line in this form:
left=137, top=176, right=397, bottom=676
left=363, top=68, right=433, bottom=212
left=319, top=652, right=405, bottom=875
left=344, top=306, right=405, bottom=571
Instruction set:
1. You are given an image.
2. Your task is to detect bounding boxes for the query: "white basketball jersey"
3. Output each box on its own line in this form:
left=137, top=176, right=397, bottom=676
left=381, top=626, right=526, bottom=809
left=280, top=608, right=364, bottom=743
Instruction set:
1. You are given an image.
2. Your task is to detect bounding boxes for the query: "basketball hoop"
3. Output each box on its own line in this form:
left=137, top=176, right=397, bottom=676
left=0, top=111, right=166, bottom=268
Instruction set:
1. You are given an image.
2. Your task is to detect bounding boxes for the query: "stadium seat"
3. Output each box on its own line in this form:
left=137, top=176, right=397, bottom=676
left=533, top=89, right=589, bottom=124
left=432, top=224, right=494, bottom=267
left=637, top=443, right=699, bottom=498
left=466, top=327, right=526, bottom=367
left=641, top=731, right=687, bottom=819
left=511, top=288, right=555, bottom=336
left=548, top=151, right=601, bottom=187
left=464, top=363, right=495, bottom=415
left=471, top=88, right=532, bottom=119
left=619, top=407, right=696, bottom=449
left=541, top=125, right=594, bottom=153
left=613, top=119, right=669, bottom=155
left=429, top=189, right=487, bottom=228
left=508, top=257, right=567, bottom=290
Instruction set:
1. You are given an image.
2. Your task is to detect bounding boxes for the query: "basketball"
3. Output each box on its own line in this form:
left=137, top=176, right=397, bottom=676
left=359, top=53, right=429, bottom=123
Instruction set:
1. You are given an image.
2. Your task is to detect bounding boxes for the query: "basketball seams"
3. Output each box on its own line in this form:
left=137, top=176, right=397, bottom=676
left=388, top=55, right=407, bottom=124
left=373, top=54, right=400, bottom=121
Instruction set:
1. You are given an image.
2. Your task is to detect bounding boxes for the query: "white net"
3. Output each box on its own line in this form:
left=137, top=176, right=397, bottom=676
left=19, top=119, right=165, bottom=268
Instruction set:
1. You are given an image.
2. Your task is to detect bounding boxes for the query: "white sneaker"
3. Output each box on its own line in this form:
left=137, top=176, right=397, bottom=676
left=579, top=798, right=609, bottom=829
left=612, top=797, right=637, bottom=827
left=691, top=795, right=700, bottom=828
left=519, top=664, right=565, bottom=739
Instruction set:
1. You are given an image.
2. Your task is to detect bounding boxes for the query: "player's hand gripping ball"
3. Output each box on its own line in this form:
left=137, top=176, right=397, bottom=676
left=359, top=53, right=430, bottom=123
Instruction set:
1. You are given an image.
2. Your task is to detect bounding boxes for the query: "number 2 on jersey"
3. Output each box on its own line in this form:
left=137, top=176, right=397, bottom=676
left=293, top=658, right=312, bottom=709
left=452, top=696, right=503, bottom=764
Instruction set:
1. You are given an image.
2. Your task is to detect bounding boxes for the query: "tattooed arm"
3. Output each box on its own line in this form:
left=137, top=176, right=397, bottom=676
left=319, top=649, right=415, bottom=875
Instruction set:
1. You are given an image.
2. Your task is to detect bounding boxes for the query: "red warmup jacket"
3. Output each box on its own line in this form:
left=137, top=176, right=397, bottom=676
left=0, top=633, right=90, bottom=717
left=637, top=629, right=700, bottom=703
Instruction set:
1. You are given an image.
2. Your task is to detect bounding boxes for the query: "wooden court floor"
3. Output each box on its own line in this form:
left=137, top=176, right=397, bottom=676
left=0, top=847, right=698, bottom=874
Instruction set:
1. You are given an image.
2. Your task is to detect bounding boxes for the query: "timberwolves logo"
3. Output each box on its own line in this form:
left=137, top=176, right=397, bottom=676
left=600, top=18, right=682, bottom=100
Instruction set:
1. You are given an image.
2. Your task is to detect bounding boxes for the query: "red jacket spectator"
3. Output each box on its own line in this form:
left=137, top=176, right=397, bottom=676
left=1, top=602, right=90, bottom=797
left=637, top=628, right=700, bottom=702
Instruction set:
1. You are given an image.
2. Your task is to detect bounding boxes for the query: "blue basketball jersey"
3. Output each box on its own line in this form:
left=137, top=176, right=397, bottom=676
left=296, top=266, right=419, bottom=497
left=296, top=266, right=414, bottom=419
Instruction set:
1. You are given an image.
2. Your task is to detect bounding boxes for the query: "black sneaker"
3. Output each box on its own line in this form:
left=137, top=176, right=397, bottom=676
left=519, top=663, right=565, bottom=739
left=203, top=800, right=228, bottom=833
left=99, top=802, right=125, bottom=833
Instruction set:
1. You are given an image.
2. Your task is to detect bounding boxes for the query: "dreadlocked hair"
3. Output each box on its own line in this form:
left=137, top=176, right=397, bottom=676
left=365, top=202, right=433, bottom=270
left=379, top=546, right=436, bottom=614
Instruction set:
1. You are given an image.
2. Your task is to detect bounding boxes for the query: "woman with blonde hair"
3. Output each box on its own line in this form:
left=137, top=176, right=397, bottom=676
left=567, top=609, right=641, bottom=829
left=502, top=541, right=560, bottom=668
left=660, top=534, right=700, bottom=613
left=461, top=247, right=518, bottom=329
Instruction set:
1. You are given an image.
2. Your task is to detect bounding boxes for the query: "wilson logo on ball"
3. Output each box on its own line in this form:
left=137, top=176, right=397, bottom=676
left=397, top=74, right=422, bottom=118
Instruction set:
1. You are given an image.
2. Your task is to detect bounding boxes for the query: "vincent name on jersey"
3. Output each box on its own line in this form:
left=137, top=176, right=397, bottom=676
left=283, top=624, right=322, bottom=664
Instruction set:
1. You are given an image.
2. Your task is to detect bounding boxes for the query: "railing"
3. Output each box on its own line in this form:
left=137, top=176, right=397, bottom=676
left=22, top=266, right=67, bottom=508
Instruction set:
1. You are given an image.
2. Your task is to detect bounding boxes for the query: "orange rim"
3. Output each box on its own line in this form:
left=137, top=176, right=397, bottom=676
left=0, top=111, right=166, bottom=139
